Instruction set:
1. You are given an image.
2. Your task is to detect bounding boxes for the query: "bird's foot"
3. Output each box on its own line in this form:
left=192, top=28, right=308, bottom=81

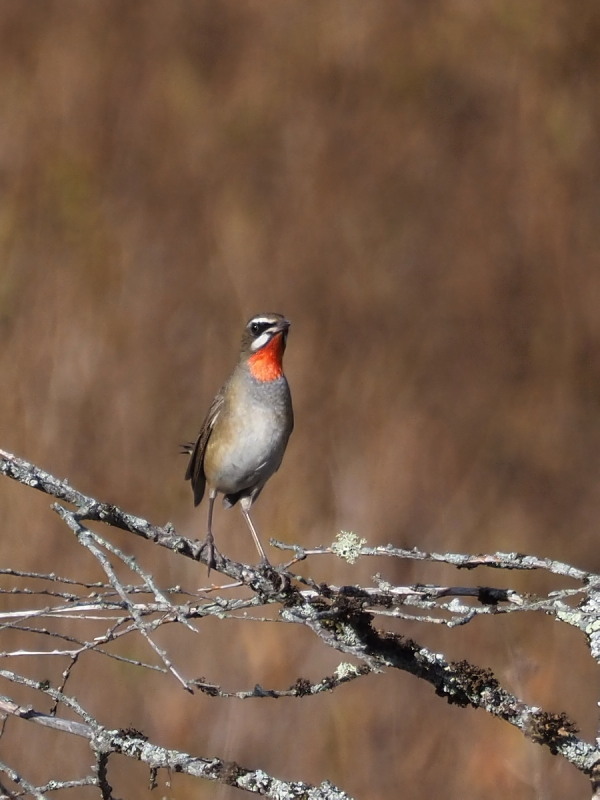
left=198, top=533, right=216, bottom=574
left=257, top=558, right=291, bottom=592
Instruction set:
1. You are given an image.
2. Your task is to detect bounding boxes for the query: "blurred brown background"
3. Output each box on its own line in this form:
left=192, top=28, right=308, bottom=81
left=1, top=1, right=600, bottom=797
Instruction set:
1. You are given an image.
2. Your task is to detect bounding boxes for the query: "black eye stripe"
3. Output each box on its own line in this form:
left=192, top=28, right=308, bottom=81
left=250, top=321, right=272, bottom=336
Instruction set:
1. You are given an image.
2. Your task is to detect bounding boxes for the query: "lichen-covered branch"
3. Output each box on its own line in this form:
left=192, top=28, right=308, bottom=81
left=0, top=686, right=353, bottom=800
left=2, top=448, right=600, bottom=795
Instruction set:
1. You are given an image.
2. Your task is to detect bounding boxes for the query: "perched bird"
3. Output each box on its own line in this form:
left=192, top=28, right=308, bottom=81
left=183, top=313, right=293, bottom=568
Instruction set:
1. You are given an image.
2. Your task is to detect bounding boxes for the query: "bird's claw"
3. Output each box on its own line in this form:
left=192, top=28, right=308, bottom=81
left=199, top=534, right=216, bottom=574
left=257, top=560, right=292, bottom=592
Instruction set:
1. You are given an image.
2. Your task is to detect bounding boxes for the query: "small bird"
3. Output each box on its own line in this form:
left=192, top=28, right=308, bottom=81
left=183, top=313, right=293, bottom=569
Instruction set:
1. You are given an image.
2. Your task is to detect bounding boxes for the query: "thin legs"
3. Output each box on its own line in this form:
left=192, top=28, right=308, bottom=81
left=240, top=501, right=269, bottom=564
left=201, top=491, right=270, bottom=569
left=200, top=489, right=217, bottom=571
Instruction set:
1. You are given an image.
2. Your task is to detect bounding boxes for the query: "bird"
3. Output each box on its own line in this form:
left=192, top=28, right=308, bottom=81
left=183, top=313, right=293, bottom=569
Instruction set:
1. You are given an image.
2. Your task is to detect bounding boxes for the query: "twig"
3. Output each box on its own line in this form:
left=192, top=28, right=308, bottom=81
left=0, top=690, right=354, bottom=800
left=193, top=663, right=372, bottom=698
left=273, top=540, right=599, bottom=582
left=0, top=759, right=49, bottom=799
left=54, top=507, right=193, bottom=691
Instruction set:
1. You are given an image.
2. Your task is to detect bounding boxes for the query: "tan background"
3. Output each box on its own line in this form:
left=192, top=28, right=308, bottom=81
left=0, top=2, right=599, bottom=798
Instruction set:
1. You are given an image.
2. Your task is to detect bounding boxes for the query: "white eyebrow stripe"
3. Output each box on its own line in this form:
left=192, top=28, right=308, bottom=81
left=250, top=316, right=278, bottom=326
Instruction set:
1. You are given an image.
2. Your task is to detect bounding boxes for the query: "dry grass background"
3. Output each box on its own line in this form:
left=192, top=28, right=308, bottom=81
left=1, top=1, right=600, bottom=797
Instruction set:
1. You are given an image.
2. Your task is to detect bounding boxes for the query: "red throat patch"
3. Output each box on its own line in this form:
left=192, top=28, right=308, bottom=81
left=248, top=332, right=285, bottom=381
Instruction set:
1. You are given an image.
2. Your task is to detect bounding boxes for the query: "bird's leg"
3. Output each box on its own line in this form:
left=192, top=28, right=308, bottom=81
left=240, top=499, right=269, bottom=564
left=200, top=490, right=217, bottom=571
left=240, top=501, right=292, bottom=589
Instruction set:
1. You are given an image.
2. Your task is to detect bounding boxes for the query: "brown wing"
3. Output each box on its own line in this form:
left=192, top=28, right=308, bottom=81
left=184, top=391, right=224, bottom=506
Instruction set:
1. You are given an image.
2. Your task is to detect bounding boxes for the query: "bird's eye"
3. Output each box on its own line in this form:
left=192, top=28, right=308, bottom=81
left=250, top=321, right=270, bottom=336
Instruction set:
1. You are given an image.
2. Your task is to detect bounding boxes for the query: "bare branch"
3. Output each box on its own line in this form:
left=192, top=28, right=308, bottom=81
left=0, top=691, right=354, bottom=800
left=0, top=759, right=49, bottom=799
left=273, top=539, right=599, bottom=583
left=2, top=448, right=600, bottom=795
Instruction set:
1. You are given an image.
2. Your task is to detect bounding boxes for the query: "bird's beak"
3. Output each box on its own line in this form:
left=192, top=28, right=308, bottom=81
left=272, top=318, right=290, bottom=335
left=274, top=318, right=290, bottom=345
